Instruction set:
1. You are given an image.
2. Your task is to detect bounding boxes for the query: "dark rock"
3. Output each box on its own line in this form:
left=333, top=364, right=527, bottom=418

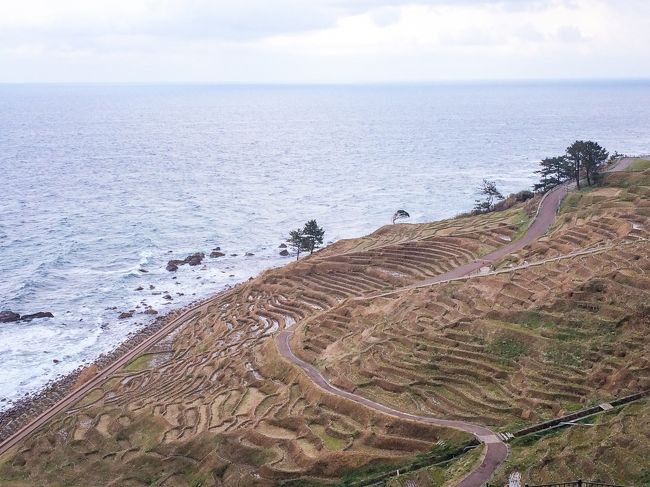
left=279, top=249, right=289, bottom=256
left=210, top=251, right=225, bottom=258
left=21, top=312, right=54, bottom=321
left=0, top=310, right=21, bottom=323
left=186, top=252, right=205, bottom=266
left=230, top=254, right=238, bottom=257
left=279, top=243, right=287, bottom=248
left=53, top=359, right=60, bottom=364
left=212, top=246, right=221, bottom=251
left=135, top=286, right=144, bottom=291
left=167, top=252, right=205, bottom=270
left=149, top=285, right=155, bottom=289
left=118, top=311, right=133, bottom=319
left=245, top=252, right=254, bottom=256
left=139, top=268, right=148, bottom=273
left=144, top=308, right=158, bottom=315
left=163, top=294, right=173, bottom=300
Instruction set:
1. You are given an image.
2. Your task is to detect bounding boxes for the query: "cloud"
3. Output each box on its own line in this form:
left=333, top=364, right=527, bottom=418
left=555, top=25, right=584, bottom=42
left=0, top=0, right=648, bottom=82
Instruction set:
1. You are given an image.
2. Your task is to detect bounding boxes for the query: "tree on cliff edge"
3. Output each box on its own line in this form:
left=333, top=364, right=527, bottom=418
left=566, top=140, right=586, bottom=189
left=288, top=220, right=325, bottom=260
left=302, top=220, right=325, bottom=254
left=582, top=140, right=609, bottom=186
left=288, top=229, right=308, bottom=261
left=534, top=156, right=573, bottom=192
left=474, top=179, right=504, bottom=214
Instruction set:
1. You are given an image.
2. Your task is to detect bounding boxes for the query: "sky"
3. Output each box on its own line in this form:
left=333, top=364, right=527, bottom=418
left=0, top=0, right=648, bottom=83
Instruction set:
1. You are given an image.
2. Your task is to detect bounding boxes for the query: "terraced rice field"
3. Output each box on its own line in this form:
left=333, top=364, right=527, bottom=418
left=498, top=399, right=650, bottom=485
left=0, top=192, right=526, bottom=486
left=1, top=166, right=648, bottom=486
left=496, top=170, right=650, bottom=268
left=294, top=170, right=650, bottom=432
left=295, top=240, right=650, bottom=428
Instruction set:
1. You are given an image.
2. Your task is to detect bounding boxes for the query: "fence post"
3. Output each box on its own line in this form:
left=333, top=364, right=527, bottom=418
left=578, top=479, right=583, bottom=487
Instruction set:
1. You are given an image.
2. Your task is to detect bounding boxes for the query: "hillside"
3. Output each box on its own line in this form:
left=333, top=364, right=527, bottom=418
left=0, top=160, right=648, bottom=487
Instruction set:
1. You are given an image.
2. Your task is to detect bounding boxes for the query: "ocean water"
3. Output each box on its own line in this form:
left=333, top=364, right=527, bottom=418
left=1, top=82, right=650, bottom=408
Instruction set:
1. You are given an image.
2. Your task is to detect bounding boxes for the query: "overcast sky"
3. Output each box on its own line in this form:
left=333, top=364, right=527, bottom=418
left=0, top=0, right=648, bottom=83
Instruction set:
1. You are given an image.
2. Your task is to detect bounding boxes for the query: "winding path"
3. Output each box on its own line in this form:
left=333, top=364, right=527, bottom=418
left=274, top=158, right=635, bottom=486
left=274, top=184, right=570, bottom=486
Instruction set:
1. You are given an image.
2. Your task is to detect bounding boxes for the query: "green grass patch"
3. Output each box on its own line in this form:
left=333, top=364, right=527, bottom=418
left=123, top=354, right=152, bottom=372
left=629, top=159, right=650, bottom=171
left=310, top=424, right=347, bottom=450
left=511, top=210, right=533, bottom=241
left=487, top=336, right=529, bottom=365
left=516, top=311, right=556, bottom=329
left=336, top=439, right=479, bottom=487
left=543, top=342, right=585, bottom=367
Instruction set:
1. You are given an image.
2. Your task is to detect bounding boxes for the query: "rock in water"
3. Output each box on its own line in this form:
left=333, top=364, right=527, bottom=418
left=186, top=252, right=205, bottom=266
left=279, top=249, right=289, bottom=256
left=21, top=312, right=54, bottom=321
left=167, top=252, right=205, bottom=270
left=0, top=310, right=21, bottom=323
left=279, top=243, right=287, bottom=248
left=210, top=251, right=225, bottom=258
left=118, top=311, right=134, bottom=319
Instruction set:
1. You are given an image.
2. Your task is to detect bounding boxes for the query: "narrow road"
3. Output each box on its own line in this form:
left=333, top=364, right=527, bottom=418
left=276, top=332, right=508, bottom=487
left=274, top=182, right=575, bottom=486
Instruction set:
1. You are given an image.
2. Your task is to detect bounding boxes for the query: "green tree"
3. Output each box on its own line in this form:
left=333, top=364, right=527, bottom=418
left=473, top=179, right=504, bottom=214
left=566, top=140, right=586, bottom=189
left=302, top=219, right=325, bottom=254
left=534, top=156, right=573, bottom=192
left=582, top=140, right=609, bottom=186
left=288, top=229, right=308, bottom=261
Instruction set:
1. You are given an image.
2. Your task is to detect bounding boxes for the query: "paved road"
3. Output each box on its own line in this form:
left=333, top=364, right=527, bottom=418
left=274, top=181, right=578, bottom=486
left=273, top=157, right=636, bottom=485
left=276, top=332, right=509, bottom=487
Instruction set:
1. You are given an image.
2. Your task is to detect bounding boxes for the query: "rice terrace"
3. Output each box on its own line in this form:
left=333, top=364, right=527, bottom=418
left=0, top=156, right=649, bottom=486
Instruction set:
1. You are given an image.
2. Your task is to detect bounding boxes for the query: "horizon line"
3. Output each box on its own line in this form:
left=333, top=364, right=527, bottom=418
left=1, top=77, right=650, bottom=86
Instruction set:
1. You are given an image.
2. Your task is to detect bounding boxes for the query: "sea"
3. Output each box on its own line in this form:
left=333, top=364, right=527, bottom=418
left=1, top=81, right=650, bottom=409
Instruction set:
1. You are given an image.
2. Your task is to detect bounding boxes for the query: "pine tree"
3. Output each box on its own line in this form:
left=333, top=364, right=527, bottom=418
left=534, top=156, right=573, bottom=192
left=473, top=179, right=504, bottom=214
left=582, top=141, right=609, bottom=186
left=302, top=219, right=325, bottom=254
left=288, top=229, right=307, bottom=261
left=566, top=140, right=586, bottom=189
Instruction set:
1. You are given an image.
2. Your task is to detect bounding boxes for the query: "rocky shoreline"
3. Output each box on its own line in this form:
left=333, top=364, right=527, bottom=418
left=0, top=294, right=220, bottom=444
left=0, top=241, right=296, bottom=443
